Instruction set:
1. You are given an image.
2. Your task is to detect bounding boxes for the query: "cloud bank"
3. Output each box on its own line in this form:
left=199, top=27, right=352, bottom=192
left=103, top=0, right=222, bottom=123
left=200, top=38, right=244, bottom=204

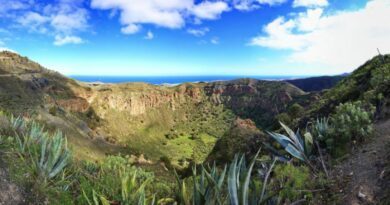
left=251, top=0, right=390, bottom=73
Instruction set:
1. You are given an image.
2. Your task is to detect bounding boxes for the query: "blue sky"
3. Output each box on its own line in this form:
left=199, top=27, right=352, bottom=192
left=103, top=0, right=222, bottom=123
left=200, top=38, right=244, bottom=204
left=0, top=0, right=388, bottom=76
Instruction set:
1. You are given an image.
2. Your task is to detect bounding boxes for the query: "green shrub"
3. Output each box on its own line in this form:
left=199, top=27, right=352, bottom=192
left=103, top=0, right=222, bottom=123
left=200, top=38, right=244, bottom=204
left=329, top=101, right=374, bottom=156
left=272, top=164, right=313, bottom=203
left=276, top=113, right=292, bottom=127
left=288, top=103, right=304, bottom=119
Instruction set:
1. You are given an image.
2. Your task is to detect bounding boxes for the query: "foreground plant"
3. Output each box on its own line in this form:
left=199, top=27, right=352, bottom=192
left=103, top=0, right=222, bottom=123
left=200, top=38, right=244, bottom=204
left=228, top=150, right=276, bottom=205
left=175, top=149, right=279, bottom=205
left=267, top=122, right=316, bottom=172
left=32, top=131, right=71, bottom=180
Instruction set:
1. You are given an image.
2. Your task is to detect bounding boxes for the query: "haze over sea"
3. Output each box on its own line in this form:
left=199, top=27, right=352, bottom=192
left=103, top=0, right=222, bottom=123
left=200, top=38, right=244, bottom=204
left=70, top=75, right=310, bottom=85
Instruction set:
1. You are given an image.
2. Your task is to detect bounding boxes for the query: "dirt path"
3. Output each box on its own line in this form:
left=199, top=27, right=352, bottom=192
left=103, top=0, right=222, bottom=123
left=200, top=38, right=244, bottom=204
left=333, top=119, right=390, bottom=204
left=0, top=157, right=26, bottom=205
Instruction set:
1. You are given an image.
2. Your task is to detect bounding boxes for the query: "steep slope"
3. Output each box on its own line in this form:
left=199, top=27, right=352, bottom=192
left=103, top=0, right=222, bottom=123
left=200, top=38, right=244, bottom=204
left=306, top=55, right=390, bottom=120
left=286, top=75, right=346, bottom=92
left=0, top=51, right=127, bottom=160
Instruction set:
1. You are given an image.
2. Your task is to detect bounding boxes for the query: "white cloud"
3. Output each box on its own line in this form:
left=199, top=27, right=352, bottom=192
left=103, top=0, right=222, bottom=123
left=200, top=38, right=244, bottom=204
left=293, top=0, right=328, bottom=8
left=187, top=27, right=210, bottom=37
left=231, top=0, right=287, bottom=11
left=258, top=0, right=288, bottom=6
left=0, top=0, right=31, bottom=15
left=211, top=37, right=219, bottom=44
left=251, top=0, right=390, bottom=73
left=54, top=35, right=84, bottom=46
left=250, top=16, right=308, bottom=50
left=121, top=24, right=141, bottom=34
left=6, top=0, right=89, bottom=45
left=191, top=1, right=229, bottom=20
left=49, top=7, right=89, bottom=34
left=144, top=31, right=154, bottom=40
left=91, top=0, right=229, bottom=34
left=232, top=0, right=260, bottom=11
left=17, top=12, right=50, bottom=33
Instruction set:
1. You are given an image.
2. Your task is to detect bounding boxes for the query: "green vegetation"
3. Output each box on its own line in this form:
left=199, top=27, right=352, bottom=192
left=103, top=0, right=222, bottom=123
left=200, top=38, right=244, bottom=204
left=1, top=114, right=328, bottom=204
left=309, top=54, right=390, bottom=118
left=0, top=52, right=389, bottom=204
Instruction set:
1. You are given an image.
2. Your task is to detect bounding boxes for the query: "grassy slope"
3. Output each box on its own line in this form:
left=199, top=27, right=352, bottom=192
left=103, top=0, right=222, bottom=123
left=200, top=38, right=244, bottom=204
left=307, top=55, right=390, bottom=119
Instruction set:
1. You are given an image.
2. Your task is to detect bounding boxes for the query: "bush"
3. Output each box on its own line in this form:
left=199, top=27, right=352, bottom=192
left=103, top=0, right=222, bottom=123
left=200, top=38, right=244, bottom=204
left=288, top=103, right=304, bottom=119
left=329, top=101, right=374, bottom=155
left=272, top=164, right=313, bottom=203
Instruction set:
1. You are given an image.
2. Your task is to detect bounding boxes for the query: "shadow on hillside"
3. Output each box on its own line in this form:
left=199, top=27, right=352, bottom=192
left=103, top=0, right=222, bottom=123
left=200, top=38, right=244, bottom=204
left=0, top=67, right=129, bottom=159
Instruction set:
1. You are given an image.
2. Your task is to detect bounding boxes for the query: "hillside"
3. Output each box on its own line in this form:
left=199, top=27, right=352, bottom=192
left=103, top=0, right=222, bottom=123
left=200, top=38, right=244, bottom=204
left=0, top=51, right=389, bottom=204
left=307, top=54, right=390, bottom=120
left=0, top=51, right=308, bottom=167
left=286, top=75, right=346, bottom=92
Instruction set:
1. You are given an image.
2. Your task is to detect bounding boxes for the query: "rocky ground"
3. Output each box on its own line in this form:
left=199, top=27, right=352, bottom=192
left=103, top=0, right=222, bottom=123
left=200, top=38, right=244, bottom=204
left=0, top=157, right=26, bottom=205
left=333, top=119, right=390, bottom=204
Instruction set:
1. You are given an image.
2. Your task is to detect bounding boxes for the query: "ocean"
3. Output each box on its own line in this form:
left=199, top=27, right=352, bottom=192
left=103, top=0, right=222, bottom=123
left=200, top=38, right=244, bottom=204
left=69, top=75, right=309, bottom=85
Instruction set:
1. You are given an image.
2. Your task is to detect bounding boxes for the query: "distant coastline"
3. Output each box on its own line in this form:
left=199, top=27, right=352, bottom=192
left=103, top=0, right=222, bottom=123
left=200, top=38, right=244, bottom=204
left=69, top=75, right=313, bottom=85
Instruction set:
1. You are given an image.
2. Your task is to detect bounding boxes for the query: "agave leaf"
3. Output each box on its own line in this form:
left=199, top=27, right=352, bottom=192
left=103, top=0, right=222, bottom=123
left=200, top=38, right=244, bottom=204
left=304, top=132, right=313, bottom=154
left=285, top=144, right=304, bottom=161
left=82, top=189, right=93, bottom=205
left=48, top=151, right=70, bottom=178
left=280, top=122, right=301, bottom=146
left=92, top=190, right=99, bottom=205
left=150, top=194, right=156, bottom=205
left=100, top=196, right=110, bottom=205
left=267, top=132, right=294, bottom=148
left=260, top=158, right=277, bottom=202
left=217, top=165, right=227, bottom=189
left=242, top=149, right=260, bottom=205
left=295, top=130, right=305, bottom=151
left=236, top=155, right=245, bottom=189
left=228, top=155, right=239, bottom=205
left=137, top=191, right=145, bottom=205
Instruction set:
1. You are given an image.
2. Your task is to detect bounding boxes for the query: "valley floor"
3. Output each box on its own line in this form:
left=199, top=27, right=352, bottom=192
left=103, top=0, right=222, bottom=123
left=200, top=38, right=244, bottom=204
left=332, top=119, right=390, bottom=204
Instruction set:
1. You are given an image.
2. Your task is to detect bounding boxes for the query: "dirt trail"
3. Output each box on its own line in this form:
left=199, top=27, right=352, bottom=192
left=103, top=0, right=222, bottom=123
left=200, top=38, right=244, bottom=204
left=0, top=157, right=26, bottom=205
left=333, top=119, right=390, bottom=204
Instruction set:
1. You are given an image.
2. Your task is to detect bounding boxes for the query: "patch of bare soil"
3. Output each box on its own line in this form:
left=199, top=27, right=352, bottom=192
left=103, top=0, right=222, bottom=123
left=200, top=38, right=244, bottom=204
left=333, top=119, right=390, bottom=205
left=0, top=157, right=26, bottom=205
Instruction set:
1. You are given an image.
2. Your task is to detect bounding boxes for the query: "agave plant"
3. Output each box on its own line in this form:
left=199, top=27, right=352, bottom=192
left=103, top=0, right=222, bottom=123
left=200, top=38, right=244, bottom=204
left=175, top=162, right=227, bottom=205
left=194, top=163, right=227, bottom=205
left=228, top=150, right=277, bottom=205
left=82, top=189, right=111, bottom=205
left=175, top=148, right=280, bottom=205
left=10, top=115, right=26, bottom=132
left=267, top=122, right=315, bottom=171
left=30, top=131, right=71, bottom=180
left=310, top=117, right=331, bottom=140
left=120, top=169, right=154, bottom=204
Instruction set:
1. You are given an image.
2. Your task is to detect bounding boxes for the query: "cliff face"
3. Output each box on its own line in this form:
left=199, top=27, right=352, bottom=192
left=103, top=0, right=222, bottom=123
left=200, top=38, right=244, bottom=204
left=89, top=83, right=204, bottom=117
left=87, top=79, right=305, bottom=129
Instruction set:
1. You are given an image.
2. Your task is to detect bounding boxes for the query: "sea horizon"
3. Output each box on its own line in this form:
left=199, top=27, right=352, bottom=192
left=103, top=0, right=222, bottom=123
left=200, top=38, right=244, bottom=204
left=69, top=75, right=318, bottom=85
